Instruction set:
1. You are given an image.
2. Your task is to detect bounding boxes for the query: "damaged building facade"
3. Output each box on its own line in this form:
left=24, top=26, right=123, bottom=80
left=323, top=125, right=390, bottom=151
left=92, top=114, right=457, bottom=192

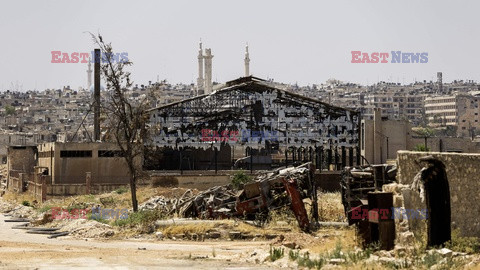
left=342, top=150, right=480, bottom=250
left=148, top=77, right=361, bottom=171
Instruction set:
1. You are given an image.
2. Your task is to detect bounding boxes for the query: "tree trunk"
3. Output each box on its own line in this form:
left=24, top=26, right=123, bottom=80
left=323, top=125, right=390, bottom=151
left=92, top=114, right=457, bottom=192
left=130, top=174, right=138, bottom=212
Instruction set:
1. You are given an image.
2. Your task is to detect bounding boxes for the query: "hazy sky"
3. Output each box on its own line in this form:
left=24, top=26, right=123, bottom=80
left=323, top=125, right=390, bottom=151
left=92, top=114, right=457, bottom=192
left=1, top=0, right=480, bottom=91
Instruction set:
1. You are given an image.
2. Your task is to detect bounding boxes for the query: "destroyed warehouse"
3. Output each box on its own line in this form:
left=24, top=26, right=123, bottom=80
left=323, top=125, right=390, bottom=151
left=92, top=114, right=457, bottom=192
left=147, top=76, right=361, bottom=171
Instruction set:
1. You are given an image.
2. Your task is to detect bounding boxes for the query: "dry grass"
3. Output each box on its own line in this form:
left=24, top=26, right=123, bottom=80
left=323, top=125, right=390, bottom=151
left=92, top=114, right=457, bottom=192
left=161, top=222, right=219, bottom=236
left=2, top=191, right=37, bottom=205
left=309, top=227, right=357, bottom=253
left=317, top=191, right=345, bottom=222
left=26, top=186, right=193, bottom=213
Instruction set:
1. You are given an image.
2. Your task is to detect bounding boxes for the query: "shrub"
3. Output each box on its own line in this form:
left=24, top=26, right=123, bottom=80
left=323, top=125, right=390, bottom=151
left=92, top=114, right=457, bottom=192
left=37, top=205, right=52, bottom=213
left=114, top=187, right=129, bottom=194
left=413, top=144, right=429, bottom=152
left=231, top=171, right=252, bottom=189
left=112, top=209, right=165, bottom=233
left=22, top=200, right=30, bottom=207
left=269, top=246, right=284, bottom=262
left=445, top=229, right=480, bottom=254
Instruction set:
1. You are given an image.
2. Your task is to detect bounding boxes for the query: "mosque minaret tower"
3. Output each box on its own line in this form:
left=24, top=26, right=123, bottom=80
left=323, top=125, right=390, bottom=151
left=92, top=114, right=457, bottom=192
left=244, top=44, right=250, bottom=77
left=196, top=41, right=204, bottom=95
left=87, top=59, right=92, bottom=89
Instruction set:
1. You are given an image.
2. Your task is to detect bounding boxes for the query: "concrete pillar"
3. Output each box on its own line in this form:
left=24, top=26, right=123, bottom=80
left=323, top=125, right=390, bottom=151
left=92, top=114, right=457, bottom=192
left=373, top=108, right=382, bottom=164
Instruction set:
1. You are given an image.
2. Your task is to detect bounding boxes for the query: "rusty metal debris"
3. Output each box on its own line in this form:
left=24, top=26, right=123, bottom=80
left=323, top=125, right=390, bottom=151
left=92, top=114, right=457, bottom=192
left=340, top=164, right=397, bottom=250
left=340, top=164, right=396, bottom=225
left=140, top=162, right=317, bottom=231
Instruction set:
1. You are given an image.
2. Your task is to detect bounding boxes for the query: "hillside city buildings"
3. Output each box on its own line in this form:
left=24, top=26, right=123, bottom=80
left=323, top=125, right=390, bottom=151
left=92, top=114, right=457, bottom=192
left=1, top=43, right=480, bottom=164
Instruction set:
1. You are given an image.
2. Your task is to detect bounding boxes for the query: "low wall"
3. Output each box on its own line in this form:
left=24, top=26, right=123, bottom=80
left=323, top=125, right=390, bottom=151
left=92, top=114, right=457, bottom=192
left=47, top=183, right=132, bottom=196
left=150, top=174, right=232, bottom=190
left=396, top=150, right=480, bottom=238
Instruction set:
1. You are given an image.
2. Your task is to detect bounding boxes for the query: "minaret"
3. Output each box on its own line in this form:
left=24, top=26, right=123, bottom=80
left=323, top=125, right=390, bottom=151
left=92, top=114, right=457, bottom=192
left=204, top=48, right=213, bottom=94
left=87, top=59, right=92, bottom=89
left=196, top=41, right=204, bottom=95
left=244, top=44, right=250, bottom=77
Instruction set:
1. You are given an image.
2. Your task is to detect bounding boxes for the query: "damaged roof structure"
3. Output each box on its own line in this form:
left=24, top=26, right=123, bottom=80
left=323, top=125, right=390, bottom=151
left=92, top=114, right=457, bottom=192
left=148, top=76, right=361, bottom=170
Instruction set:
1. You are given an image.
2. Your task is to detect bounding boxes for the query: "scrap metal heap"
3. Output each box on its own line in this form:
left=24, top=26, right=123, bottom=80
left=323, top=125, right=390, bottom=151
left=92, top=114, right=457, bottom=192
left=340, top=164, right=397, bottom=225
left=141, top=162, right=317, bottom=232
left=340, top=164, right=398, bottom=250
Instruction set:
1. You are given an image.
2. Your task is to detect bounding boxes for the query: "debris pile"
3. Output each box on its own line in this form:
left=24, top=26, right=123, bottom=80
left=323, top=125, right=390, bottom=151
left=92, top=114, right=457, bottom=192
left=139, top=163, right=316, bottom=231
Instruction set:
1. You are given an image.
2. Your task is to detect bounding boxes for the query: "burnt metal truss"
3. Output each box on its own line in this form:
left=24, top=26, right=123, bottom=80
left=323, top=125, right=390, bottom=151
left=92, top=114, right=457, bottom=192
left=148, top=77, right=360, bottom=148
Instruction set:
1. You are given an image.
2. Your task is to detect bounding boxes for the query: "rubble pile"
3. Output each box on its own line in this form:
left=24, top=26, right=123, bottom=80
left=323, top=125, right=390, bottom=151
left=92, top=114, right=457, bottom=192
left=56, top=219, right=115, bottom=238
left=137, top=163, right=315, bottom=231
left=176, top=185, right=238, bottom=219
left=139, top=195, right=172, bottom=212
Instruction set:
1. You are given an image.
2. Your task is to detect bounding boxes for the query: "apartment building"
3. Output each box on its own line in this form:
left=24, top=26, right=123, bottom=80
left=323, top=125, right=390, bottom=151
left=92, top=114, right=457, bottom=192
left=425, top=94, right=480, bottom=137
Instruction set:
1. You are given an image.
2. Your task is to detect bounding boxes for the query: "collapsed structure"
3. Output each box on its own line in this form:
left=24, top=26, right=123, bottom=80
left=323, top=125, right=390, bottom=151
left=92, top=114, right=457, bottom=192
left=148, top=76, right=361, bottom=171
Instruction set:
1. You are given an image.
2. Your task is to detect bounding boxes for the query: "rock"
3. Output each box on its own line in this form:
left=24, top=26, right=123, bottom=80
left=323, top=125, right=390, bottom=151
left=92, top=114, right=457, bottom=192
left=229, top=231, right=241, bottom=239
left=155, top=231, right=164, bottom=240
left=207, top=232, right=221, bottom=239
left=452, top=251, right=467, bottom=257
left=241, top=233, right=252, bottom=239
left=329, top=258, right=345, bottom=264
left=376, top=250, right=393, bottom=258
left=437, top=248, right=452, bottom=257
left=366, top=255, right=379, bottom=263
left=378, top=257, right=396, bottom=264
left=283, top=242, right=297, bottom=249
left=398, top=231, right=415, bottom=246
left=174, top=234, right=185, bottom=239
left=394, top=245, right=407, bottom=257
left=265, top=234, right=278, bottom=239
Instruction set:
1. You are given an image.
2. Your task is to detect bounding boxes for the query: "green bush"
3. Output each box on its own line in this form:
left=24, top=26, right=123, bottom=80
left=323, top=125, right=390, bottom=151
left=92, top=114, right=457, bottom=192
left=269, top=246, right=284, bottom=262
left=37, top=205, right=52, bottom=213
left=21, top=200, right=30, bottom=207
left=445, top=229, right=480, bottom=254
left=231, top=171, right=252, bottom=189
left=413, top=144, right=429, bottom=152
left=114, top=186, right=129, bottom=194
left=112, top=209, right=163, bottom=228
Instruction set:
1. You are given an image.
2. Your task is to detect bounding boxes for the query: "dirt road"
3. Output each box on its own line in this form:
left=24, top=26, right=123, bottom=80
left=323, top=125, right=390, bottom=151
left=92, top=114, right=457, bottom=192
left=0, top=214, right=274, bottom=269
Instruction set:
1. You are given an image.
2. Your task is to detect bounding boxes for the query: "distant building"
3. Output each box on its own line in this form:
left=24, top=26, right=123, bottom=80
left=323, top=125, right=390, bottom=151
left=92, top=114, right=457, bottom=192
left=37, top=142, right=135, bottom=185
left=425, top=94, right=480, bottom=137
left=361, top=108, right=412, bottom=164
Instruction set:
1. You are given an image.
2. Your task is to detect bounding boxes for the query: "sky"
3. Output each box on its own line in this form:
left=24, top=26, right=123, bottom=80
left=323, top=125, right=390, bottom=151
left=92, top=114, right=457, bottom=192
left=1, top=0, right=480, bottom=91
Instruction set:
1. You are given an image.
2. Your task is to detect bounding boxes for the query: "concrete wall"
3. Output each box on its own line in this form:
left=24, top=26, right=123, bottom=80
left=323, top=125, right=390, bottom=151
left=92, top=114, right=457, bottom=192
left=396, top=150, right=480, bottom=238
left=361, top=110, right=412, bottom=164
left=47, top=183, right=130, bottom=196
left=407, top=136, right=480, bottom=153
left=150, top=172, right=233, bottom=190
left=38, top=142, right=136, bottom=185
left=7, top=146, right=36, bottom=188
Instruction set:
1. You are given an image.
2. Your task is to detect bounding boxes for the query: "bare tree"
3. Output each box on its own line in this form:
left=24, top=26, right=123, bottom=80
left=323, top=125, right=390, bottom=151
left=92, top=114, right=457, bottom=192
left=91, top=33, right=150, bottom=212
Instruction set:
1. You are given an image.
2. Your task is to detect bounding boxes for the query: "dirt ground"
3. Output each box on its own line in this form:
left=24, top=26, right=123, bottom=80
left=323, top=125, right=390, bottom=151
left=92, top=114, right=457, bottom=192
left=0, top=213, right=275, bottom=269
